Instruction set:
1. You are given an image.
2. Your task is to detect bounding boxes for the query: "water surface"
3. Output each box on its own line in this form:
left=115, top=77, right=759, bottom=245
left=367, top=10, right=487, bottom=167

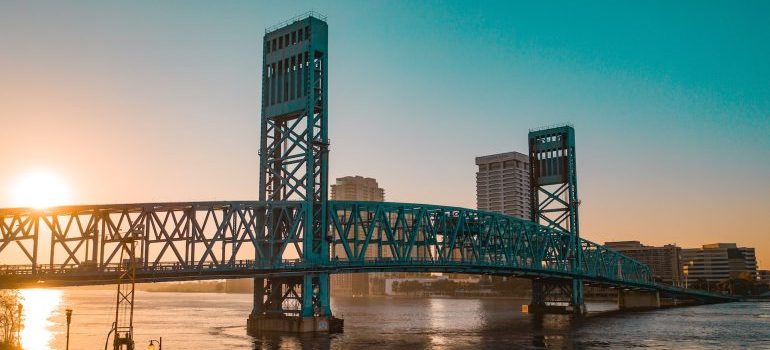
left=18, top=288, right=770, bottom=349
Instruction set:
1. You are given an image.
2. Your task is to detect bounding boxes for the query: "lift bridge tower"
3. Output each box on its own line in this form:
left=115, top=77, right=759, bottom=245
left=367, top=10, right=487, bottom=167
left=247, top=13, right=334, bottom=333
left=527, top=125, right=586, bottom=315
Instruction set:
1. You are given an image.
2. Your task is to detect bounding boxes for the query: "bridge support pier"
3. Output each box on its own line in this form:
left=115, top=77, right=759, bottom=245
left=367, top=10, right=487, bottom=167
left=618, top=290, right=660, bottom=311
left=247, top=273, right=342, bottom=334
left=524, top=278, right=586, bottom=315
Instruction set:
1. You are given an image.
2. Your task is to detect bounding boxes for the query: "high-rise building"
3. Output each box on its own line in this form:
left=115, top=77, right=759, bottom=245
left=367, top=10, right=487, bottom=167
left=681, top=243, right=758, bottom=283
left=475, top=151, right=530, bottom=220
left=604, top=241, right=682, bottom=285
left=329, top=176, right=385, bottom=296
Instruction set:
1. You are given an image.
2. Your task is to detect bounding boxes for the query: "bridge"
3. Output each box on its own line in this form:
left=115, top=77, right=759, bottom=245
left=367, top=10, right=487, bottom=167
left=0, top=13, right=734, bottom=338
left=0, top=200, right=736, bottom=321
left=0, top=200, right=659, bottom=288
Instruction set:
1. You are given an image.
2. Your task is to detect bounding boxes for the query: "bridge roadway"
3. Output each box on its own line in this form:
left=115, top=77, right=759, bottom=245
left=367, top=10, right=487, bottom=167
left=0, top=200, right=734, bottom=303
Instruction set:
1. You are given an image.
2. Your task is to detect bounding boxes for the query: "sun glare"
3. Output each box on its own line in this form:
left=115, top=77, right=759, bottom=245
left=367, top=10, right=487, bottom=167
left=10, top=171, right=72, bottom=209
left=19, top=288, right=62, bottom=350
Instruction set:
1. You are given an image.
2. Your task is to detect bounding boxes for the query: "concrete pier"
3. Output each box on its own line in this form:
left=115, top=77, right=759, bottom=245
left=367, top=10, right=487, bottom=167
left=618, top=290, right=660, bottom=310
left=247, top=314, right=344, bottom=334
left=523, top=303, right=586, bottom=315
left=247, top=315, right=333, bottom=334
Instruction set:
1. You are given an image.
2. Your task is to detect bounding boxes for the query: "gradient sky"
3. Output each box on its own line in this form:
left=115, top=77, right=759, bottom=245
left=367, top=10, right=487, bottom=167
left=1, top=1, right=768, bottom=266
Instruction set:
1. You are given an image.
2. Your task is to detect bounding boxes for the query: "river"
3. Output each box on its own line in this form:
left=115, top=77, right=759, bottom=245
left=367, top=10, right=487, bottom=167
left=15, top=288, right=770, bottom=349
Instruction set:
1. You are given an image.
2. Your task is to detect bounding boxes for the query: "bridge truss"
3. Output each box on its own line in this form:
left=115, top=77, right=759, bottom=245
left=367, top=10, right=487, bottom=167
left=0, top=201, right=736, bottom=301
left=0, top=200, right=651, bottom=286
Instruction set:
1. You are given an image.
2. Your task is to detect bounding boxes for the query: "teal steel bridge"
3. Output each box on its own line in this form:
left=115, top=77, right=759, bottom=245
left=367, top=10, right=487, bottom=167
left=0, top=13, right=735, bottom=335
left=0, top=200, right=732, bottom=303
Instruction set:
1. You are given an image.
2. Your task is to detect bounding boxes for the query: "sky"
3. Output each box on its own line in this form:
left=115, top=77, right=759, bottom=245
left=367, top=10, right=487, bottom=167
left=0, top=1, right=768, bottom=267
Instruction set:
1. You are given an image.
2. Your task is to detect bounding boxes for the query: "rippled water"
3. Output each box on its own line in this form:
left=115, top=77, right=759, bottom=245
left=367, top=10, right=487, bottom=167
left=18, top=288, right=770, bottom=349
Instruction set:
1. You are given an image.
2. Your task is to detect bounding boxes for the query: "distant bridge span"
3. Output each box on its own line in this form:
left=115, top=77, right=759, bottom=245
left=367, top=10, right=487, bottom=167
left=0, top=200, right=733, bottom=304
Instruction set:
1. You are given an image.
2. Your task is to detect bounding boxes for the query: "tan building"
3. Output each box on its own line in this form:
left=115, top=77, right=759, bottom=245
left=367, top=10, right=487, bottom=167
left=475, top=151, right=530, bottom=220
left=331, top=176, right=384, bottom=202
left=681, top=243, right=758, bottom=283
left=604, top=241, right=682, bottom=285
left=329, top=176, right=385, bottom=296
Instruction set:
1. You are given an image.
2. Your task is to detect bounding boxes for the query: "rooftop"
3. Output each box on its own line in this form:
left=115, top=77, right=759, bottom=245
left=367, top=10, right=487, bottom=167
left=265, top=11, right=327, bottom=33
left=475, top=151, right=528, bottom=165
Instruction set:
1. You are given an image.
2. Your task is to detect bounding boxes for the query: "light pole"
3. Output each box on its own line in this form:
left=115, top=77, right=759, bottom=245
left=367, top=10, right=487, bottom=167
left=147, top=338, right=162, bottom=350
left=65, top=308, right=73, bottom=350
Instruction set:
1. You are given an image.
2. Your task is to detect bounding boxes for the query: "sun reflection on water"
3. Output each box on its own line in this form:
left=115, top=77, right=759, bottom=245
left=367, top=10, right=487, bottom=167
left=20, top=289, right=62, bottom=350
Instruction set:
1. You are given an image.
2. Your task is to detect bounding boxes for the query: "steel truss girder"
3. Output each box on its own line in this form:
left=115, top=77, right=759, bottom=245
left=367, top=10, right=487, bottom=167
left=0, top=201, right=652, bottom=284
left=325, top=200, right=644, bottom=286
left=0, top=202, right=304, bottom=272
left=0, top=200, right=736, bottom=303
left=0, top=200, right=652, bottom=286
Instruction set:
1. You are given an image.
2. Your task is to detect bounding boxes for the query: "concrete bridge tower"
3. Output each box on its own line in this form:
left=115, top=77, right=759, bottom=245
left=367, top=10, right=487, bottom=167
left=248, top=13, right=333, bottom=333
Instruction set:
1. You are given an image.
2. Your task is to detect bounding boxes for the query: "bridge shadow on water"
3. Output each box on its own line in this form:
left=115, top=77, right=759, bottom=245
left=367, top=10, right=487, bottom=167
left=249, top=297, right=590, bottom=350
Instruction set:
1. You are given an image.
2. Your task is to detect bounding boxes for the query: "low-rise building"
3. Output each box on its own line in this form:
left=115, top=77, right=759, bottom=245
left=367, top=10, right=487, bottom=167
left=681, top=243, right=758, bottom=284
left=604, top=241, right=682, bottom=285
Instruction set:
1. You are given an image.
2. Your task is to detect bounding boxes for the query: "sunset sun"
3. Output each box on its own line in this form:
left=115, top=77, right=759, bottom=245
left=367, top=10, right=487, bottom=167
left=10, top=170, right=72, bottom=209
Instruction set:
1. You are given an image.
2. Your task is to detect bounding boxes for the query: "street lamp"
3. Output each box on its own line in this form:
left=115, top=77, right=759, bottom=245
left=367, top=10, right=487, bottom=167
left=65, top=308, right=73, bottom=350
left=147, top=338, right=162, bottom=350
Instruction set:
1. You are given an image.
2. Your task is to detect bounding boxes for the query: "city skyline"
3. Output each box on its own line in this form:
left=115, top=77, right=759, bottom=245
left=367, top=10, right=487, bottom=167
left=1, top=1, right=768, bottom=267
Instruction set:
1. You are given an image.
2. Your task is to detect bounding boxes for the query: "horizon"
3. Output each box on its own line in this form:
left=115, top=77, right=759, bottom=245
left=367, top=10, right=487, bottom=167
left=1, top=1, right=768, bottom=268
